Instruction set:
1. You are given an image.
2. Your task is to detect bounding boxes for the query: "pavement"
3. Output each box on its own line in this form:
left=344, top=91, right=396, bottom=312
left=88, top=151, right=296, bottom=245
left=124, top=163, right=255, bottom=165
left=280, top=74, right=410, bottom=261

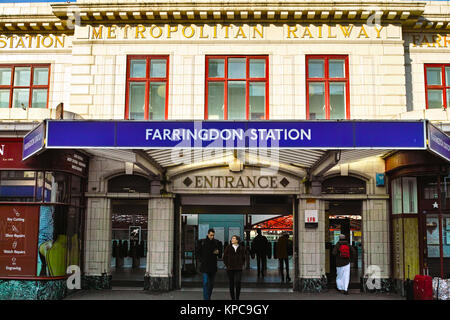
left=64, top=287, right=404, bottom=300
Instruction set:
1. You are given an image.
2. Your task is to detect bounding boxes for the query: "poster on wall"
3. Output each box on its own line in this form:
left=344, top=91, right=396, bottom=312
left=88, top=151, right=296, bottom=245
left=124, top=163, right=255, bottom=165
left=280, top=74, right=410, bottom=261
left=37, top=206, right=81, bottom=277
left=0, top=206, right=39, bottom=277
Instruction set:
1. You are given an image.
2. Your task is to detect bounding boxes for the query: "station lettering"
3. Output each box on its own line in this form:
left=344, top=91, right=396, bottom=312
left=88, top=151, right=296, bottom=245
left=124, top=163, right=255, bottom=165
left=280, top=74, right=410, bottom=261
left=0, top=34, right=67, bottom=49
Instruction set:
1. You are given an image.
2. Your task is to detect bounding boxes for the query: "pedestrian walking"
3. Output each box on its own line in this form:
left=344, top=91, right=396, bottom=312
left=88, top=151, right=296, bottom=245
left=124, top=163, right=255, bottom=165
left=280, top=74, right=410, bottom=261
left=332, top=234, right=356, bottom=295
left=274, top=233, right=292, bottom=283
left=223, top=235, right=246, bottom=300
left=196, top=228, right=223, bottom=300
left=251, top=229, right=270, bottom=278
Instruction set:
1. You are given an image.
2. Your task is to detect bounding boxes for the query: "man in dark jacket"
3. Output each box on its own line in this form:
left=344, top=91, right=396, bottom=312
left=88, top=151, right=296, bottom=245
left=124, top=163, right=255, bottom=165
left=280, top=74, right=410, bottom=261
left=251, top=229, right=270, bottom=278
left=274, top=233, right=293, bottom=283
left=196, top=228, right=223, bottom=300
left=332, top=234, right=356, bottom=295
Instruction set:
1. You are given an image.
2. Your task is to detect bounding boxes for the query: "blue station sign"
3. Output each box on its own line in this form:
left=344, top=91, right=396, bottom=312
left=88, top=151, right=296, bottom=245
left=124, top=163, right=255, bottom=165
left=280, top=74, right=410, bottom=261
left=43, top=120, right=427, bottom=150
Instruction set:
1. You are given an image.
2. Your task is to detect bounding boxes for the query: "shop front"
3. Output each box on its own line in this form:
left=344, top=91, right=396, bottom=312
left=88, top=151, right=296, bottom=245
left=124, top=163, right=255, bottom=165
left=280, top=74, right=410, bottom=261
left=386, top=150, right=450, bottom=293
left=0, top=137, right=88, bottom=299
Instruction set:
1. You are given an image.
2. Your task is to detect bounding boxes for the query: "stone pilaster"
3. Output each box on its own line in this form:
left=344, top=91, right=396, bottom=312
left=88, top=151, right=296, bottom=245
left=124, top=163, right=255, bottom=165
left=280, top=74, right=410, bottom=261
left=83, top=197, right=112, bottom=289
left=297, top=198, right=327, bottom=292
left=145, top=195, right=175, bottom=291
left=361, top=199, right=392, bottom=292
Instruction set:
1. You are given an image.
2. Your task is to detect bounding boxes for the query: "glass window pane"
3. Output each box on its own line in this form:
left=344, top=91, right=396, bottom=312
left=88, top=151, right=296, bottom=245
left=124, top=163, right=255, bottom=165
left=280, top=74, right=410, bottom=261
left=130, top=59, right=146, bottom=78
left=329, top=59, right=345, bottom=78
left=128, top=82, right=146, bottom=119
left=36, top=171, right=43, bottom=202
left=402, top=177, right=417, bottom=214
left=150, top=59, right=166, bottom=78
left=308, top=82, right=325, bottom=119
left=427, top=67, right=442, bottom=86
left=228, top=58, right=246, bottom=79
left=249, top=82, right=265, bottom=120
left=426, top=217, right=439, bottom=258
left=12, top=88, right=29, bottom=108
left=0, top=89, right=10, bottom=108
left=0, top=68, right=11, bottom=85
left=44, top=172, right=70, bottom=203
left=208, top=59, right=225, bottom=78
left=329, top=82, right=346, bottom=119
left=207, top=82, right=224, bottom=120
left=428, top=89, right=443, bottom=109
left=250, top=59, right=265, bottom=78
left=14, top=67, right=31, bottom=86
left=33, top=68, right=48, bottom=85
left=447, top=89, right=450, bottom=109
left=0, top=171, right=36, bottom=202
left=32, top=89, right=47, bottom=108
left=308, top=59, right=324, bottom=78
left=149, top=82, right=166, bottom=120
left=228, top=81, right=246, bottom=120
left=446, top=67, right=450, bottom=86
left=392, top=178, right=402, bottom=214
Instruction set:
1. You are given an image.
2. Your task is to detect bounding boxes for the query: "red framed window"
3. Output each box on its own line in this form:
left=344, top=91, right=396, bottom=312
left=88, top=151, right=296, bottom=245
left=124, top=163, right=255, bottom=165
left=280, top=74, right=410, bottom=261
left=125, top=55, right=169, bottom=120
left=306, top=55, right=350, bottom=120
left=425, top=64, right=450, bottom=110
left=0, top=64, right=50, bottom=109
left=205, top=55, right=269, bottom=120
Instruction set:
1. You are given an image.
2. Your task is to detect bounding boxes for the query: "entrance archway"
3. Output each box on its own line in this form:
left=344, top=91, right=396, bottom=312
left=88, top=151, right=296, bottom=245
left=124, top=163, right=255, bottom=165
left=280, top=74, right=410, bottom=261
left=108, top=174, right=151, bottom=287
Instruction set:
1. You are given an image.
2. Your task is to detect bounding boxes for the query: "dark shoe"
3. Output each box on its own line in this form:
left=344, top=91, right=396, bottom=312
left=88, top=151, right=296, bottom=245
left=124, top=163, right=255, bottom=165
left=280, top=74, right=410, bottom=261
left=344, top=291, right=349, bottom=295
left=286, top=277, right=291, bottom=282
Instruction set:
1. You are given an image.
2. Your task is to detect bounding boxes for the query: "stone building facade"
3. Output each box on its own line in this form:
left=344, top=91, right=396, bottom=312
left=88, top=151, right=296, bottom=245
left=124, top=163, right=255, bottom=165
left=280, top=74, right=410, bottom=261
left=0, top=0, right=449, bottom=299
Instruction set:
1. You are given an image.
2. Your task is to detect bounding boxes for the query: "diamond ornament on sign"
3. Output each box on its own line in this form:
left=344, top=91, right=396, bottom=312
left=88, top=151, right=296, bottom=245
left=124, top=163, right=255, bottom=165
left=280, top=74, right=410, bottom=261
left=280, top=177, right=290, bottom=188
left=183, top=177, right=193, bottom=187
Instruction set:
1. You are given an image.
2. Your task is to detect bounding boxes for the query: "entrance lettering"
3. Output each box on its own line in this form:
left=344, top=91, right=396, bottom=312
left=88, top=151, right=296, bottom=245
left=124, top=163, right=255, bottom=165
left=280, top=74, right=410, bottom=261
left=192, top=175, right=283, bottom=189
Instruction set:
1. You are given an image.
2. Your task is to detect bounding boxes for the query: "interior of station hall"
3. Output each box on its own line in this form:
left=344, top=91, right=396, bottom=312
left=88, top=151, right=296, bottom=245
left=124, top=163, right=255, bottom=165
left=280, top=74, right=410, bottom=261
left=0, top=0, right=449, bottom=299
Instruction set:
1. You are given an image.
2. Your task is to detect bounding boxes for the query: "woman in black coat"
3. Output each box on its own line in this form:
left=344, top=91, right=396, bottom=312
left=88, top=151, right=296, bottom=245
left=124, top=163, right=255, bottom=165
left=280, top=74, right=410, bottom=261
left=223, top=235, right=246, bottom=300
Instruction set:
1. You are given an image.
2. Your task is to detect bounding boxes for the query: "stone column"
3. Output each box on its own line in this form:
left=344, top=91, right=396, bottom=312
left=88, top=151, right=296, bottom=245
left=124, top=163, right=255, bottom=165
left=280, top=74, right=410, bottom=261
left=82, top=197, right=112, bottom=289
left=145, top=195, right=175, bottom=291
left=297, top=198, right=327, bottom=292
left=362, top=199, right=391, bottom=292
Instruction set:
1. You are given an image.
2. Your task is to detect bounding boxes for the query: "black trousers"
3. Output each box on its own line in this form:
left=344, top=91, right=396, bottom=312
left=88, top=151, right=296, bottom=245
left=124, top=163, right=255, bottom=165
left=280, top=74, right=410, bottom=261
left=278, top=258, right=290, bottom=280
left=227, top=270, right=242, bottom=300
left=256, top=254, right=267, bottom=276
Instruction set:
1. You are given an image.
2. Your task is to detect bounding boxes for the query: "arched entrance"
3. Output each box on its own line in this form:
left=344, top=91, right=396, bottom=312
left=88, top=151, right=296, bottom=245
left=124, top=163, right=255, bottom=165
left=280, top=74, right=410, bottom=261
left=108, top=174, right=150, bottom=287
left=322, top=175, right=366, bottom=289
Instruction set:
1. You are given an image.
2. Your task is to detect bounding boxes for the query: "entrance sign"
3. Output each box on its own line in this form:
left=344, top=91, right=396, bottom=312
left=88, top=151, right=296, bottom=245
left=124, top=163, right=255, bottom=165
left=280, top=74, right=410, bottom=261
left=44, top=120, right=427, bottom=150
left=428, top=123, right=450, bottom=162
